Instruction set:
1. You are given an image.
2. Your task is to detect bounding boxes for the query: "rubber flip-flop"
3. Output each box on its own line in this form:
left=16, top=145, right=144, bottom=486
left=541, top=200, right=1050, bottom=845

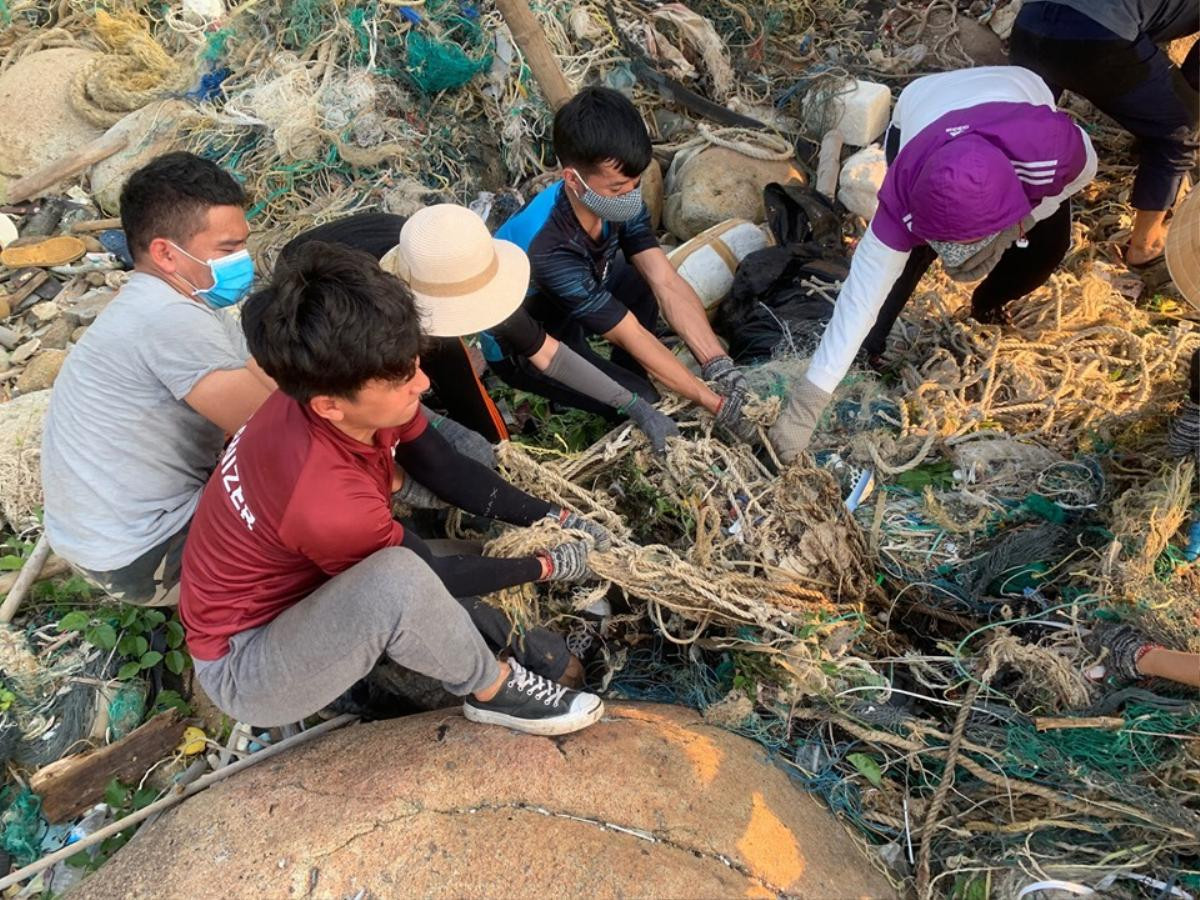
left=98, top=229, right=134, bottom=269
left=1123, top=244, right=1166, bottom=271
left=0, top=235, right=87, bottom=268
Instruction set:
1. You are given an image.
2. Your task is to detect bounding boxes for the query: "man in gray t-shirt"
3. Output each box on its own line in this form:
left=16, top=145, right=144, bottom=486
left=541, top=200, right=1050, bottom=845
left=41, top=152, right=274, bottom=605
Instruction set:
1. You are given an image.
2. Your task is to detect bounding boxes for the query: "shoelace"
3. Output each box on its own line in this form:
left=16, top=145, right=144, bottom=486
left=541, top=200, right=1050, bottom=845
left=507, top=660, right=568, bottom=707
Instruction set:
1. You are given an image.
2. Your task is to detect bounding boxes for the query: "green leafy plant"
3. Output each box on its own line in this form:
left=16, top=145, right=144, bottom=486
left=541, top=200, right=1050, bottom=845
left=846, top=752, right=884, bottom=788
left=0, top=533, right=35, bottom=572
left=57, top=606, right=192, bottom=680
left=32, top=574, right=96, bottom=607
left=152, top=689, right=193, bottom=717
left=0, top=685, right=14, bottom=713
left=65, top=778, right=159, bottom=872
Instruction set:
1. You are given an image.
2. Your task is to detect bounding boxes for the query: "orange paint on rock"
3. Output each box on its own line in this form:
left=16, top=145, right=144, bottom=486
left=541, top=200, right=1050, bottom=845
left=610, top=707, right=723, bottom=785
left=744, top=883, right=776, bottom=899
left=736, top=792, right=805, bottom=889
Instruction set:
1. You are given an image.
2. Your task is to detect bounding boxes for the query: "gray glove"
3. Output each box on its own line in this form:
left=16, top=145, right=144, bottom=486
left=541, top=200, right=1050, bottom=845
left=424, top=405, right=496, bottom=469
left=769, top=377, right=833, bottom=463
left=625, top=395, right=679, bottom=453
left=536, top=540, right=593, bottom=582
left=701, top=354, right=747, bottom=395
left=549, top=508, right=613, bottom=551
left=1087, top=622, right=1154, bottom=681
left=393, top=471, right=446, bottom=510
left=713, top=385, right=758, bottom=443
left=1167, top=399, right=1200, bottom=461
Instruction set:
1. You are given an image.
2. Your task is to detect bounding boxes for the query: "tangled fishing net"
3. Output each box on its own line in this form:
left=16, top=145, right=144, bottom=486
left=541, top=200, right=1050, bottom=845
left=0, top=0, right=1197, bottom=894
left=469, top=263, right=1200, bottom=897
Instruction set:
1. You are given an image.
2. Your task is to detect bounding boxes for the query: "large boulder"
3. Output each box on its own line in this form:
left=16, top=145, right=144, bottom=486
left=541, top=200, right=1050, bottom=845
left=89, top=100, right=195, bottom=214
left=75, top=702, right=894, bottom=899
left=0, top=49, right=106, bottom=179
left=664, top=147, right=805, bottom=241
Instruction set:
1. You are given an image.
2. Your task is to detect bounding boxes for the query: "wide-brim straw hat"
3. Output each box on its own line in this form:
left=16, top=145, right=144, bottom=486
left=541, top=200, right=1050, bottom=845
left=380, top=204, right=529, bottom=337
left=1166, top=187, right=1200, bottom=312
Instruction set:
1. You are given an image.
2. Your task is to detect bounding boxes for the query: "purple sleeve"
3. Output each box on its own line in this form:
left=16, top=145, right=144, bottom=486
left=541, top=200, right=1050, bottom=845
left=869, top=178, right=926, bottom=253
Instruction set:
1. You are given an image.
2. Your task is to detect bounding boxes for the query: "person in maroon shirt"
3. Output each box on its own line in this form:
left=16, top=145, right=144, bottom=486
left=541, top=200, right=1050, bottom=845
left=180, top=242, right=609, bottom=735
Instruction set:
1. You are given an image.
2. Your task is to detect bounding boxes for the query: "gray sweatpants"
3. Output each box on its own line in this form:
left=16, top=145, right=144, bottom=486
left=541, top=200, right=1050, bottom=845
left=193, top=547, right=500, bottom=727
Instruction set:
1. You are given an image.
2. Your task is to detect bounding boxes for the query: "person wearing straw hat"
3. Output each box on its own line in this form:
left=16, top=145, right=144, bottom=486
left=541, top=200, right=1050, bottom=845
left=283, top=208, right=680, bottom=452
left=1011, top=0, right=1198, bottom=269
left=181, top=241, right=613, bottom=733
left=1165, top=187, right=1199, bottom=464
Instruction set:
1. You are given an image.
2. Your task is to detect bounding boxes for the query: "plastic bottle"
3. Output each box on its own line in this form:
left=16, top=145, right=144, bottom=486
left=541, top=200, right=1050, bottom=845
left=46, top=804, right=109, bottom=895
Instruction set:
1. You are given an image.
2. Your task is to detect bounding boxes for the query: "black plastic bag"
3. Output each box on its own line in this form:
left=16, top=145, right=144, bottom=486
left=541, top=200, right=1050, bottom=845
left=763, top=181, right=842, bottom=249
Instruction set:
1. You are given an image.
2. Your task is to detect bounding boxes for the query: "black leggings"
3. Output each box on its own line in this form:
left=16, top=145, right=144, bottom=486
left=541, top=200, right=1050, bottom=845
left=493, top=258, right=661, bottom=417
left=863, top=127, right=1073, bottom=356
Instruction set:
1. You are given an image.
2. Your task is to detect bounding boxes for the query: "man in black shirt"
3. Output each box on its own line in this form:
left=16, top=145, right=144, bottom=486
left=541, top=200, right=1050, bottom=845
left=496, top=88, right=757, bottom=442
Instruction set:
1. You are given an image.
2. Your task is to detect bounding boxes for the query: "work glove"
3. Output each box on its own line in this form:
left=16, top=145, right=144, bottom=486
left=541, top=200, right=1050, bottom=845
left=548, top=507, right=613, bottom=551
left=425, top=406, right=497, bottom=469
left=1086, top=622, right=1155, bottom=682
left=769, top=377, right=833, bottom=464
left=1167, top=399, right=1200, bottom=462
left=701, top=354, right=747, bottom=395
left=536, top=539, right=593, bottom=582
left=625, top=395, right=680, bottom=453
left=713, top=384, right=759, bottom=443
left=393, top=471, right=446, bottom=510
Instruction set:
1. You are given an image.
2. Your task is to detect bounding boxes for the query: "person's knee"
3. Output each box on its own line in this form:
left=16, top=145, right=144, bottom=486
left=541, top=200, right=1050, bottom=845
left=359, top=547, right=459, bottom=623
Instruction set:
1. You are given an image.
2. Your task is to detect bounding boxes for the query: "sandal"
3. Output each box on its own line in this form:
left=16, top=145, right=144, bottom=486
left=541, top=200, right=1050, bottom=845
left=0, top=235, right=86, bottom=269
left=1123, top=243, right=1166, bottom=271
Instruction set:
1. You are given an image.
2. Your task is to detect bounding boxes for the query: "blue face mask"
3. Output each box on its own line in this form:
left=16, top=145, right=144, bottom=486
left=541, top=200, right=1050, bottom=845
left=568, top=169, right=643, bottom=222
left=171, top=243, right=255, bottom=308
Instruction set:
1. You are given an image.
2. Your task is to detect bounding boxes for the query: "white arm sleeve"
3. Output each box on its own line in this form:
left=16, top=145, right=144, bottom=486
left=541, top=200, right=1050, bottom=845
left=1030, top=126, right=1097, bottom=223
left=805, top=226, right=911, bottom=395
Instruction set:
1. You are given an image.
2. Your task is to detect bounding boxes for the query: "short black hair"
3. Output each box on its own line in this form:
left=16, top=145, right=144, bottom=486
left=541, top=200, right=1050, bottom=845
left=242, top=242, right=423, bottom=404
left=119, top=152, right=245, bottom=263
left=552, top=87, right=652, bottom=177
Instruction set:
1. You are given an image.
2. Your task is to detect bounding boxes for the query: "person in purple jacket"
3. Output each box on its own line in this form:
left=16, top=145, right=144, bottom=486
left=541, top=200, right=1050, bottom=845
left=772, top=66, right=1097, bottom=461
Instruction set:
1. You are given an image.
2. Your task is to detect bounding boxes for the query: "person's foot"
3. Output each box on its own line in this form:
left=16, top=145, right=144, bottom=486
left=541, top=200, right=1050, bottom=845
left=464, top=659, right=604, bottom=736
left=1125, top=240, right=1166, bottom=269
left=559, top=655, right=586, bottom=689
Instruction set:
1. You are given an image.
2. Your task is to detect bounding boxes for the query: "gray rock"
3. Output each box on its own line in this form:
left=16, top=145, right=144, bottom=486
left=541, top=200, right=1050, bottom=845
left=33, top=277, right=63, bottom=300
left=27, top=300, right=59, bottom=325
left=67, top=289, right=115, bottom=326
left=70, top=325, right=89, bottom=344
left=10, top=339, right=39, bottom=365
left=39, top=316, right=75, bottom=350
left=663, top=147, right=806, bottom=241
left=15, top=348, right=66, bottom=394
left=0, top=326, right=20, bottom=350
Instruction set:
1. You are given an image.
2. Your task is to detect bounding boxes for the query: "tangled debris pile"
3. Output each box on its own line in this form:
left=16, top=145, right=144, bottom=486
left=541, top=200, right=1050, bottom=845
left=0, top=0, right=1196, bottom=897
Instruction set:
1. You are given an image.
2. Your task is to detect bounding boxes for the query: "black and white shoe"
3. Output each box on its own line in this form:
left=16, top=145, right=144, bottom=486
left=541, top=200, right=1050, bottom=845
left=463, top=659, right=604, bottom=736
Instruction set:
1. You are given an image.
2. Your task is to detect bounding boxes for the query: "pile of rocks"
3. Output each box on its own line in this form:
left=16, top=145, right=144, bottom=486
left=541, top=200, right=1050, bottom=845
left=0, top=200, right=125, bottom=400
